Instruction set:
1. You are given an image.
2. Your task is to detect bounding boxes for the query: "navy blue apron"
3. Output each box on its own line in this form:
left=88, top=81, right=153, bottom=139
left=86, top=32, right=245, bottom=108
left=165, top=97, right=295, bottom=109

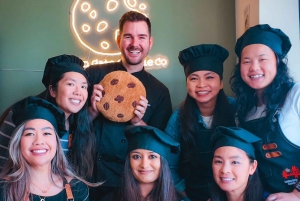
left=240, top=109, right=300, bottom=193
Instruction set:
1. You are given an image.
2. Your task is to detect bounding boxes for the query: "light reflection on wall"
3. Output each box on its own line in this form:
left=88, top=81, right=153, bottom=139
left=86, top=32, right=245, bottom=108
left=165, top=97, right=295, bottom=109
left=70, top=0, right=169, bottom=69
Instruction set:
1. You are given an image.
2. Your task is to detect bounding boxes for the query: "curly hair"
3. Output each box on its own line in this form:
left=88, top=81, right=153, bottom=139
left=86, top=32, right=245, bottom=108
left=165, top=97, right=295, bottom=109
left=230, top=55, right=294, bottom=131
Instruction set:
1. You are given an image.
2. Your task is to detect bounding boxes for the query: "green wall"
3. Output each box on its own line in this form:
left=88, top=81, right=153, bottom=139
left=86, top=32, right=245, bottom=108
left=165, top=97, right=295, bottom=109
left=0, top=0, right=236, bottom=114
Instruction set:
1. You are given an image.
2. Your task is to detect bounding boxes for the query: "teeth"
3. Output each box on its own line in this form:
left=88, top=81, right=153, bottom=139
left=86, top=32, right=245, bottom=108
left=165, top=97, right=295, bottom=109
left=71, top=99, right=80, bottom=104
left=130, top=50, right=140, bottom=54
left=221, top=178, right=234, bottom=181
left=250, top=74, right=263, bottom=78
left=197, top=91, right=209, bottom=95
left=32, top=150, right=46, bottom=154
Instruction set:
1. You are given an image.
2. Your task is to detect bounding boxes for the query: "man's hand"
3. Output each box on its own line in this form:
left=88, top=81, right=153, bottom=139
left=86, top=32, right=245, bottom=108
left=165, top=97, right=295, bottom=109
left=266, top=190, right=300, bottom=201
left=131, top=96, right=148, bottom=126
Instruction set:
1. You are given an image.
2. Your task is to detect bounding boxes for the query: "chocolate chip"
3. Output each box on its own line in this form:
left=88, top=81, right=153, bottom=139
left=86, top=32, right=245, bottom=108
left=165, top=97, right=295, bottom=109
left=117, top=114, right=124, bottom=118
left=114, top=95, right=124, bottom=103
left=127, top=82, right=136, bottom=88
left=132, top=101, right=137, bottom=108
left=102, top=91, right=105, bottom=97
left=103, top=102, right=109, bottom=110
left=110, top=79, right=119, bottom=85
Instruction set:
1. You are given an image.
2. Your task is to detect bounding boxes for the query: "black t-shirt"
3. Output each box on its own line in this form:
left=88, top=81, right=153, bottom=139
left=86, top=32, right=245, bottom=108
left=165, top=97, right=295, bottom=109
left=86, top=62, right=172, bottom=188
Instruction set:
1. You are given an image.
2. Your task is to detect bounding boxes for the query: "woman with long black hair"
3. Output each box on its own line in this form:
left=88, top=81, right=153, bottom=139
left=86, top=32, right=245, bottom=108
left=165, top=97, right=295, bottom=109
left=210, top=126, right=263, bottom=201
left=165, top=44, right=236, bottom=201
left=230, top=24, right=300, bottom=200
left=0, top=55, right=96, bottom=179
left=101, top=126, right=183, bottom=201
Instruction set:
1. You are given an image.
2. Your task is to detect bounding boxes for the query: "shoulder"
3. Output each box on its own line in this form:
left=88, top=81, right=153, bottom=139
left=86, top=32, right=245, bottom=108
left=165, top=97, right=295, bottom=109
left=141, top=71, right=169, bottom=91
left=0, top=109, right=15, bottom=145
left=283, top=83, right=300, bottom=105
left=227, top=96, right=237, bottom=111
left=287, top=83, right=300, bottom=95
left=165, top=108, right=181, bottom=138
left=0, top=109, right=14, bottom=126
left=69, top=178, right=87, bottom=189
left=227, top=96, right=236, bottom=105
left=68, top=179, right=89, bottom=200
left=171, top=108, right=180, bottom=118
left=85, top=62, right=122, bottom=84
left=167, top=108, right=180, bottom=124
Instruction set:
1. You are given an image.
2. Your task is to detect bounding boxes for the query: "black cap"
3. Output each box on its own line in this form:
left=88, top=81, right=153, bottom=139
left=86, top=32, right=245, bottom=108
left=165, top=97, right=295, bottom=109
left=235, top=24, right=291, bottom=58
left=211, top=126, right=261, bottom=159
left=42, top=54, right=88, bottom=88
left=12, top=96, right=66, bottom=138
left=125, top=126, right=180, bottom=163
left=178, top=44, right=229, bottom=77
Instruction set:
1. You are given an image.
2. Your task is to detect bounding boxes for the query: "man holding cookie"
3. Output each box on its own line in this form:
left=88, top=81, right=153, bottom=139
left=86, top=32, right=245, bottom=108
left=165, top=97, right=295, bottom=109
left=86, top=11, right=173, bottom=200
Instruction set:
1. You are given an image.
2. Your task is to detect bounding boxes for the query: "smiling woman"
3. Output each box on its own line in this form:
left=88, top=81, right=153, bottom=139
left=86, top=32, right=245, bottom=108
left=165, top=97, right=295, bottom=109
left=101, top=126, right=183, bottom=201
left=165, top=44, right=237, bottom=201
left=0, top=96, right=101, bottom=201
left=210, top=126, right=263, bottom=201
left=230, top=24, right=300, bottom=200
left=0, top=54, right=96, bottom=179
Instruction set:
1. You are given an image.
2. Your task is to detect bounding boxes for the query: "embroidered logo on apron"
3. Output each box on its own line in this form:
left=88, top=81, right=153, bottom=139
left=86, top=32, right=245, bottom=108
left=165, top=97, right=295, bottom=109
left=282, top=166, right=300, bottom=185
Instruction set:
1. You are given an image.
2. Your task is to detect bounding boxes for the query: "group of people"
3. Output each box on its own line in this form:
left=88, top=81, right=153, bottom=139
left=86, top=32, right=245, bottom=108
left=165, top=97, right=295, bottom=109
left=0, top=10, right=299, bottom=201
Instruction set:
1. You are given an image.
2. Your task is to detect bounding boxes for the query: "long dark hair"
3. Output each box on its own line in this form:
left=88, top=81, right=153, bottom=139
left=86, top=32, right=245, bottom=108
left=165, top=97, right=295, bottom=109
left=179, top=88, right=235, bottom=164
left=44, top=74, right=96, bottom=179
left=114, top=155, right=179, bottom=201
left=230, top=55, right=294, bottom=131
left=210, top=155, right=263, bottom=201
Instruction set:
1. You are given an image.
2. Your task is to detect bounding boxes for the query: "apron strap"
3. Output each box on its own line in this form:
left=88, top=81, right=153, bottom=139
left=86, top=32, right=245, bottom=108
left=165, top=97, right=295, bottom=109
left=63, top=177, right=74, bottom=201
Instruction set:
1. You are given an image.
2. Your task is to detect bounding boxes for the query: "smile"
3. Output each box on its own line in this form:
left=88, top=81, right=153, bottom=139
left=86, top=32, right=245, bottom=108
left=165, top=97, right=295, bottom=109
left=31, top=149, right=47, bottom=154
left=249, top=74, right=264, bottom=79
left=129, top=50, right=141, bottom=54
left=221, top=177, right=234, bottom=181
left=70, top=99, right=81, bottom=104
left=197, top=91, right=209, bottom=95
left=138, top=170, right=153, bottom=174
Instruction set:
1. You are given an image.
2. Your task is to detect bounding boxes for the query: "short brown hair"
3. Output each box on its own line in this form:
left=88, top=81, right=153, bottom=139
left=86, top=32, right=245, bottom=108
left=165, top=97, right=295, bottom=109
left=119, top=11, right=151, bottom=36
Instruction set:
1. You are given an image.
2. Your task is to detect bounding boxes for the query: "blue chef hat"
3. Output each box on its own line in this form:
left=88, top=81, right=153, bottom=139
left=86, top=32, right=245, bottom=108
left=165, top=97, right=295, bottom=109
left=235, top=24, right=291, bottom=58
left=12, top=96, right=66, bottom=138
left=178, top=44, right=229, bottom=78
left=211, top=126, right=261, bottom=159
left=125, top=126, right=180, bottom=163
left=42, top=54, right=88, bottom=88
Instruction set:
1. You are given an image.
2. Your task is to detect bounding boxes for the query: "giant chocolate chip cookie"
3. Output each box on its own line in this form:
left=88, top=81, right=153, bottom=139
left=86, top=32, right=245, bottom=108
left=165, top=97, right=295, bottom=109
left=96, top=71, right=146, bottom=122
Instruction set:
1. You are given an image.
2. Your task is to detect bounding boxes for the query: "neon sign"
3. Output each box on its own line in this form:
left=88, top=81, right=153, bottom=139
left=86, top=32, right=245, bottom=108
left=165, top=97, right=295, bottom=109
left=70, top=0, right=169, bottom=69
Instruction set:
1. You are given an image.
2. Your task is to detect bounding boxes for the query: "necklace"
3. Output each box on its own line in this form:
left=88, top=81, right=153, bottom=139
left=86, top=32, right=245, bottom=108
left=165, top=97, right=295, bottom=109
left=31, top=182, right=52, bottom=194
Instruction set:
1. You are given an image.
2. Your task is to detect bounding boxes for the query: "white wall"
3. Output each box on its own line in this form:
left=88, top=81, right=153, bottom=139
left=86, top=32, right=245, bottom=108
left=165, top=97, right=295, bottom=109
left=259, top=0, right=300, bottom=82
left=235, top=0, right=259, bottom=38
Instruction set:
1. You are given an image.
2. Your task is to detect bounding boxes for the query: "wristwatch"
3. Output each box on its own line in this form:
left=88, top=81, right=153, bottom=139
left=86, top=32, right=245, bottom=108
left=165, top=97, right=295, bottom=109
left=295, top=180, right=300, bottom=192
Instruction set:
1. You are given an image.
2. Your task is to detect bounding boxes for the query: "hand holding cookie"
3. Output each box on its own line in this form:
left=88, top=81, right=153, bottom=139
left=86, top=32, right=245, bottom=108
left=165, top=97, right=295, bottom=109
left=131, top=96, right=148, bottom=125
